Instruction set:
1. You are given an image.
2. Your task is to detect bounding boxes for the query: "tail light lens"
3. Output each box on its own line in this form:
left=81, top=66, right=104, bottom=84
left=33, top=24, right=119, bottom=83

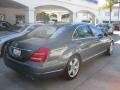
left=29, top=48, right=50, bottom=62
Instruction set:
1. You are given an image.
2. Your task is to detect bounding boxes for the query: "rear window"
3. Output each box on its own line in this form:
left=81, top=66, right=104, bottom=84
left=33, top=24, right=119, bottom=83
left=27, top=24, right=69, bottom=39
left=27, top=25, right=61, bottom=38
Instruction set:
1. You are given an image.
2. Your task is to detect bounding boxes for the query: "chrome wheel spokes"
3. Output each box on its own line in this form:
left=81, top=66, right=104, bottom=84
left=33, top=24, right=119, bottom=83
left=68, top=58, right=80, bottom=78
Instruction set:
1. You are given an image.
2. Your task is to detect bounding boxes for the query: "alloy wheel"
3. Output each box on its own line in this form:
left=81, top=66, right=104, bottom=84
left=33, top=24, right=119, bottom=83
left=67, top=57, right=80, bottom=78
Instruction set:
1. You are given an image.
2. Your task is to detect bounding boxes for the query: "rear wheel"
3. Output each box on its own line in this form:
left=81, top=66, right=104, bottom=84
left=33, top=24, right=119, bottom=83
left=64, top=55, right=80, bottom=80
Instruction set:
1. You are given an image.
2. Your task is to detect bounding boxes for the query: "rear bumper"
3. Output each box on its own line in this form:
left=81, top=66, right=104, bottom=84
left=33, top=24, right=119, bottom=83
left=4, top=54, right=65, bottom=78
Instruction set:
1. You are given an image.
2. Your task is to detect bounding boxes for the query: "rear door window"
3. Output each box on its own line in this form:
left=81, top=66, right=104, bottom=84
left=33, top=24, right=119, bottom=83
left=89, top=25, right=103, bottom=36
left=72, top=25, right=93, bottom=40
left=77, top=25, right=93, bottom=38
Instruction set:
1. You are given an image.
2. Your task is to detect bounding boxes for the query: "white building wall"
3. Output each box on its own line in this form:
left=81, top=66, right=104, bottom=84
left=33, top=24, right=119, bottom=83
left=98, top=8, right=120, bottom=23
left=0, top=8, right=27, bottom=24
left=0, top=0, right=98, bottom=24
left=15, top=0, right=98, bottom=23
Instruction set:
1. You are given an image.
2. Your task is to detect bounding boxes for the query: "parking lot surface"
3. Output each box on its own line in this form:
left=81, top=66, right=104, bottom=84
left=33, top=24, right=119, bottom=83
left=0, top=32, right=120, bottom=90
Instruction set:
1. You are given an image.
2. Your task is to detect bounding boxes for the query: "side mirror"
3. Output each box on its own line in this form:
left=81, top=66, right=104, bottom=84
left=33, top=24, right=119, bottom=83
left=104, top=32, right=108, bottom=37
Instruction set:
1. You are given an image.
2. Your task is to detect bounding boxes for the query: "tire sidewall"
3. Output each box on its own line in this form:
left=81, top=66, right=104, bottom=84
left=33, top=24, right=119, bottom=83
left=107, top=42, right=113, bottom=55
left=64, top=55, right=80, bottom=80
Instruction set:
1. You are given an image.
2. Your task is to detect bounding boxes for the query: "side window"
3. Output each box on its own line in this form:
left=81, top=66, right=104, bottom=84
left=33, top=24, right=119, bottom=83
left=77, top=26, right=86, bottom=38
left=77, top=25, right=93, bottom=38
left=90, top=25, right=103, bottom=36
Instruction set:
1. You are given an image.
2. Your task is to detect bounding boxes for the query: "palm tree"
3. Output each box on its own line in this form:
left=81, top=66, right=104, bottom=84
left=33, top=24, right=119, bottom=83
left=100, top=0, right=114, bottom=23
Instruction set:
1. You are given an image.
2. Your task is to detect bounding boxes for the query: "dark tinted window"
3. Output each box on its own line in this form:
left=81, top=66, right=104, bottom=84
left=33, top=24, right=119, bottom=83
left=77, top=25, right=93, bottom=38
left=27, top=25, right=58, bottom=38
left=90, top=25, right=103, bottom=36
left=76, top=26, right=86, bottom=38
left=51, top=26, right=70, bottom=39
left=73, top=25, right=93, bottom=39
left=27, top=25, right=68, bottom=39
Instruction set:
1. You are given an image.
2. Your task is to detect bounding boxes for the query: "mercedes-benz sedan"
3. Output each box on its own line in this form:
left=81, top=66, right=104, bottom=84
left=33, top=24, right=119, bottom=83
left=4, top=23, right=114, bottom=80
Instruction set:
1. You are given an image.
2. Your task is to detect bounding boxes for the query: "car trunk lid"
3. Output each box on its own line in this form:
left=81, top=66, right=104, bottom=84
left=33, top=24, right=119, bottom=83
left=8, top=37, right=52, bottom=62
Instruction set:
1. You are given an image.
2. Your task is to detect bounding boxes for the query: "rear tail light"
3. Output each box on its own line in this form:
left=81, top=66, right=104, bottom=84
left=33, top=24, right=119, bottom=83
left=29, top=48, right=50, bottom=62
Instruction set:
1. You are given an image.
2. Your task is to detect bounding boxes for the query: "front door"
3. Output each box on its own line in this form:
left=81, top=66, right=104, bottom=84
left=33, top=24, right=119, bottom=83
left=89, top=25, right=109, bottom=54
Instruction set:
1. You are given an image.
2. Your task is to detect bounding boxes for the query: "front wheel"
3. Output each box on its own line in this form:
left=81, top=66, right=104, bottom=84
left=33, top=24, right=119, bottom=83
left=106, top=42, right=113, bottom=56
left=64, top=55, right=80, bottom=80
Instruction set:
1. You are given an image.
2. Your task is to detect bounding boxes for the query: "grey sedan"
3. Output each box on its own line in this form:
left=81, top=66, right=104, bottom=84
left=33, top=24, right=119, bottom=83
left=4, top=23, right=114, bottom=80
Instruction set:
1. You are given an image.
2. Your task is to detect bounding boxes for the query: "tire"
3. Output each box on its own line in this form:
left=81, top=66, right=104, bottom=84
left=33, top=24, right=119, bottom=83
left=111, top=32, right=114, bottom=35
left=64, top=55, right=80, bottom=80
left=106, top=42, right=113, bottom=56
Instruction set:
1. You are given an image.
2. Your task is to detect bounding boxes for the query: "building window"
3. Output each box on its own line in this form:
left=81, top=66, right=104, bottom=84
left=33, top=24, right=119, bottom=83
left=16, top=15, right=25, bottom=25
left=114, top=11, right=119, bottom=16
left=105, top=12, right=110, bottom=16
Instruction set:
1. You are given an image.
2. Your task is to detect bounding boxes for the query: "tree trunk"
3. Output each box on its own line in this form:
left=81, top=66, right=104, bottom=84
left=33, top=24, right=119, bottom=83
left=109, top=11, right=111, bottom=23
left=109, top=6, right=112, bottom=24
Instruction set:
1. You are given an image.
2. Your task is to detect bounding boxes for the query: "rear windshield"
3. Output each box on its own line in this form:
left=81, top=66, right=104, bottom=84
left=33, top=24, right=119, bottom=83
left=27, top=25, right=64, bottom=38
left=28, top=25, right=68, bottom=38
